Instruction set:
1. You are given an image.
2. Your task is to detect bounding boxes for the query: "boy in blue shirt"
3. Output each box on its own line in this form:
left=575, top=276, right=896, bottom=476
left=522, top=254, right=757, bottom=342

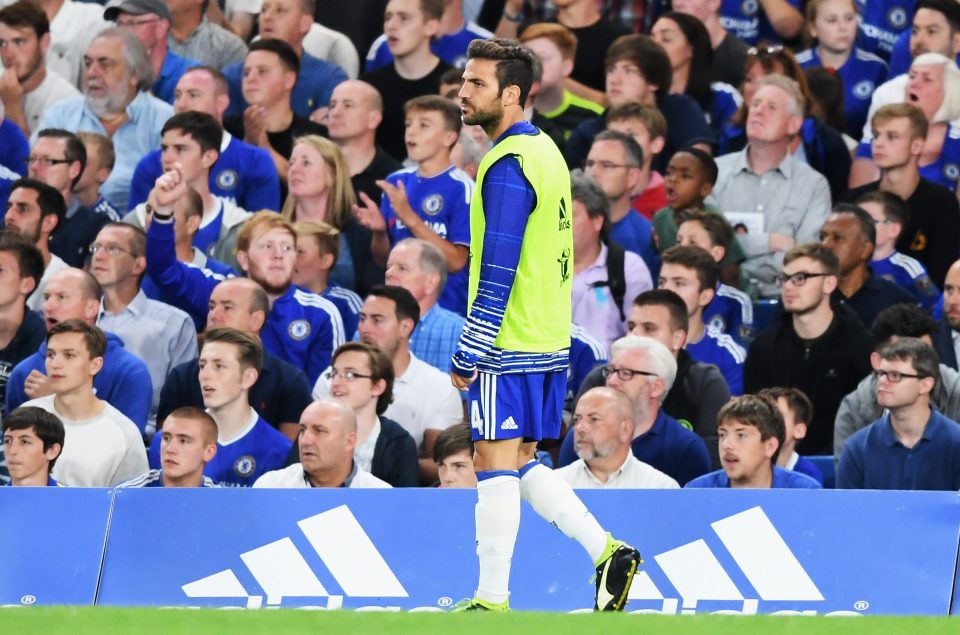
left=148, top=328, right=291, bottom=487
left=686, top=394, right=822, bottom=488
left=356, top=95, right=472, bottom=315
left=759, top=387, right=825, bottom=485
left=122, top=406, right=218, bottom=487
left=292, top=220, right=362, bottom=336
left=1, top=406, right=64, bottom=486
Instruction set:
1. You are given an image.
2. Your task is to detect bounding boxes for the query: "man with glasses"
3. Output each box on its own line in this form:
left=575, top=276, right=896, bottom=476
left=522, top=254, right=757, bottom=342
left=4, top=178, right=67, bottom=312
left=92, top=222, right=197, bottom=435
left=559, top=334, right=710, bottom=486
left=838, top=337, right=960, bottom=490
left=744, top=242, right=873, bottom=455
left=103, top=0, right=200, bottom=104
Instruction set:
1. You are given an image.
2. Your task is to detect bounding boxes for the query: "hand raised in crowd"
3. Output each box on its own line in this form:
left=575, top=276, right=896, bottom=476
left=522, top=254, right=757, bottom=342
left=376, top=179, right=421, bottom=229
left=243, top=105, right=269, bottom=147
left=23, top=369, right=53, bottom=400
left=354, top=190, right=387, bottom=232
left=149, top=166, right=188, bottom=212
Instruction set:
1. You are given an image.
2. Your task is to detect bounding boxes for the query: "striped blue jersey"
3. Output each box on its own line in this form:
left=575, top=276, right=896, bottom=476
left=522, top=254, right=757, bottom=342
left=855, top=0, right=913, bottom=59
left=686, top=329, right=746, bottom=395
left=719, top=0, right=800, bottom=44
left=117, top=468, right=218, bottom=487
left=322, top=284, right=362, bottom=338
left=873, top=251, right=940, bottom=310
left=569, top=323, right=607, bottom=398
left=704, top=282, right=755, bottom=345
left=364, top=21, right=492, bottom=73
left=380, top=165, right=473, bottom=316
left=796, top=46, right=888, bottom=136
left=148, top=411, right=291, bottom=487
left=857, top=122, right=960, bottom=192
left=709, top=83, right=743, bottom=141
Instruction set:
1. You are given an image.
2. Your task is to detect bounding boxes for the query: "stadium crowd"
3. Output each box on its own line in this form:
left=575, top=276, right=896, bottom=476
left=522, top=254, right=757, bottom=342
left=4, top=0, right=960, bottom=494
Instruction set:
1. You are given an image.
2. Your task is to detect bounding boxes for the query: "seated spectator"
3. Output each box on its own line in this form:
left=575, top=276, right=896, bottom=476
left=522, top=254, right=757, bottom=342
left=92, top=222, right=198, bottom=431
left=73, top=132, right=120, bottom=220
left=603, top=103, right=669, bottom=218
left=166, top=0, right=247, bottom=69
left=149, top=328, right=291, bottom=486
left=835, top=303, right=960, bottom=462
left=362, top=0, right=453, bottom=162
left=838, top=337, right=960, bottom=490
left=518, top=22, right=604, bottom=143
left=433, top=421, right=476, bottom=488
left=0, top=2, right=80, bottom=136
left=125, top=111, right=251, bottom=271
left=672, top=0, right=751, bottom=88
left=282, top=134, right=381, bottom=294
left=560, top=335, right=712, bottom=486
left=292, top=221, right=362, bottom=336
left=128, top=66, right=281, bottom=213
left=558, top=386, right=679, bottom=489
left=288, top=342, right=418, bottom=486
left=23, top=320, right=147, bottom=486
left=675, top=210, right=753, bottom=343
left=384, top=238, right=465, bottom=374
left=7, top=267, right=152, bottom=431
left=712, top=75, right=832, bottom=298
left=4, top=178, right=67, bottom=312
left=223, top=0, right=348, bottom=120
left=1, top=406, right=64, bottom=486
left=118, top=407, right=218, bottom=487
left=355, top=96, right=471, bottom=315
left=857, top=191, right=940, bottom=310
left=659, top=245, right=746, bottom=394
left=686, top=394, right=821, bottom=488
left=844, top=103, right=960, bottom=287
left=568, top=323, right=607, bottom=409
left=651, top=12, right=742, bottom=141
left=277, top=4, right=360, bottom=79
left=145, top=190, right=346, bottom=384
left=106, top=0, right=201, bottom=105
left=253, top=399, right=391, bottom=488
left=223, top=39, right=327, bottom=184
left=0, top=231, right=45, bottom=410
left=795, top=0, right=889, bottom=137
left=31, top=130, right=112, bottom=269
left=939, top=259, right=960, bottom=368
left=570, top=170, right=652, bottom=352
left=313, top=285, right=463, bottom=482
left=158, top=277, right=313, bottom=436
left=744, top=243, right=874, bottom=454
left=36, top=28, right=173, bottom=213
left=584, top=130, right=659, bottom=274
left=564, top=34, right=713, bottom=174
left=718, top=46, right=851, bottom=203
left=821, top=203, right=917, bottom=327
left=758, top=387, right=825, bottom=485
left=856, top=0, right=918, bottom=62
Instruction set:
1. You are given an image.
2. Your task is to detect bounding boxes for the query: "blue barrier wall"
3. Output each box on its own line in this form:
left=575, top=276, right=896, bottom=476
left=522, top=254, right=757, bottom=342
left=3, top=488, right=959, bottom=614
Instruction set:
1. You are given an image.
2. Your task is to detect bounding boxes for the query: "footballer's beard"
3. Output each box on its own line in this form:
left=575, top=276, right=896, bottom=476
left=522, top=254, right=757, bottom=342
left=463, top=99, right=503, bottom=137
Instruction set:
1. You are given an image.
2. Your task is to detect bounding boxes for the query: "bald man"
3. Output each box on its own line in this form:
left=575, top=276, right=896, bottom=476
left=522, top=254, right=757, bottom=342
left=557, top=387, right=679, bottom=489
left=253, top=399, right=391, bottom=488
left=157, top=277, right=312, bottom=436
left=5, top=267, right=153, bottom=430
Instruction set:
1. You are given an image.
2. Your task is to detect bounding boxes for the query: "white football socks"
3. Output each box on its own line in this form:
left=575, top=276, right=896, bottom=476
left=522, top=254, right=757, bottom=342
left=474, top=471, right=521, bottom=604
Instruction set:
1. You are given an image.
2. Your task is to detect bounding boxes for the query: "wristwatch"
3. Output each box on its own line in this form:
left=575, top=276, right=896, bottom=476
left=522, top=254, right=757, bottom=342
left=146, top=203, right=173, bottom=222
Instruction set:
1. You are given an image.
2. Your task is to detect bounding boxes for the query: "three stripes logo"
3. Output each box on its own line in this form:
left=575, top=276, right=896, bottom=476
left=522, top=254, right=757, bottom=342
left=182, top=505, right=407, bottom=608
left=626, top=506, right=833, bottom=614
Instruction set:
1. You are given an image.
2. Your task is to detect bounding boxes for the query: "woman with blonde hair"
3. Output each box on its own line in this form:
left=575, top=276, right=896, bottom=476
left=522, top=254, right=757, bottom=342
left=283, top=135, right=381, bottom=293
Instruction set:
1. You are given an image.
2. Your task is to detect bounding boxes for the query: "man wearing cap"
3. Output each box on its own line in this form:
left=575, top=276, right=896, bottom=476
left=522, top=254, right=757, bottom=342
left=104, top=0, right=201, bottom=105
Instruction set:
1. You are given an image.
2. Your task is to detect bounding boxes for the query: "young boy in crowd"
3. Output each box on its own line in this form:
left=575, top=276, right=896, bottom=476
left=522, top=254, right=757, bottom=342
left=74, top=133, right=120, bottom=221
left=605, top=102, right=668, bottom=218
left=653, top=147, right=719, bottom=250
left=433, top=422, right=476, bottom=488
left=676, top=209, right=753, bottom=344
left=856, top=190, right=940, bottom=310
left=356, top=95, right=472, bottom=315
left=758, top=387, right=825, bottom=486
left=1, top=406, right=65, bottom=486
left=292, top=220, right=363, bottom=337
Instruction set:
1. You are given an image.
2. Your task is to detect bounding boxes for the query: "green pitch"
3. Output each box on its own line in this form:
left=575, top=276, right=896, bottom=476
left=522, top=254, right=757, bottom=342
left=0, top=608, right=958, bottom=635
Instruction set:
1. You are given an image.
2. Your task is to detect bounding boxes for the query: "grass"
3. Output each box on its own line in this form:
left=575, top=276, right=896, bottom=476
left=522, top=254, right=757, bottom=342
left=0, top=607, right=958, bottom=635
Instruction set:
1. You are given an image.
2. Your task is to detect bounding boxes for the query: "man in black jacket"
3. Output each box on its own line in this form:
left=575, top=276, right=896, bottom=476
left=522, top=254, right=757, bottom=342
left=744, top=243, right=873, bottom=455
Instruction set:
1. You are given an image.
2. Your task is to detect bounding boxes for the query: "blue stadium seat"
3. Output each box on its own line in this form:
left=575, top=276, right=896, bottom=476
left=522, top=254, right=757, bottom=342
left=806, top=455, right=836, bottom=489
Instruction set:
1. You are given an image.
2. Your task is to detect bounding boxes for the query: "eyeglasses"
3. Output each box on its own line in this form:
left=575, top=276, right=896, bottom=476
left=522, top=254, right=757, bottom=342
left=26, top=156, right=71, bottom=167
left=116, top=16, right=161, bottom=28
left=601, top=365, right=658, bottom=381
left=748, top=45, right=785, bottom=56
left=874, top=369, right=928, bottom=383
left=584, top=159, right=638, bottom=171
left=774, top=271, right=830, bottom=287
left=325, top=368, right=373, bottom=382
left=89, top=243, right=137, bottom=257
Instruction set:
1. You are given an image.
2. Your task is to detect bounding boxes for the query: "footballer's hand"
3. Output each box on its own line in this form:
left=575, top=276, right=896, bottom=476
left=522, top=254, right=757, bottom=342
left=376, top=179, right=416, bottom=224
left=23, top=369, right=53, bottom=399
left=151, top=167, right=186, bottom=210
left=354, top=190, right=387, bottom=232
left=450, top=370, right=476, bottom=391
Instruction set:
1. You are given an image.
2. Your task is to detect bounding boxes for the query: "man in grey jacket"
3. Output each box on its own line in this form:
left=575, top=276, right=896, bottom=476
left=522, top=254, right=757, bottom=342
left=834, top=303, right=960, bottom=465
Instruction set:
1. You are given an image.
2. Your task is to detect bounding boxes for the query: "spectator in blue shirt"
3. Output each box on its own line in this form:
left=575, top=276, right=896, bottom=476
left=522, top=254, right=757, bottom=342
left=839, top=337, right=960, bottom=490
left=291, top=219, right=362, bottom=338
left=118, top=406, right=218, bottom=487
left=686, top=394, right=822, bottom=489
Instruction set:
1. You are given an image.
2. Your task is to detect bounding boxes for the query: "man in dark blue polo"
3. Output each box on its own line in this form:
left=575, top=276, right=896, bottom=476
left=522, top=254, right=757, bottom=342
left=839, top=337, right=960, bottom=490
